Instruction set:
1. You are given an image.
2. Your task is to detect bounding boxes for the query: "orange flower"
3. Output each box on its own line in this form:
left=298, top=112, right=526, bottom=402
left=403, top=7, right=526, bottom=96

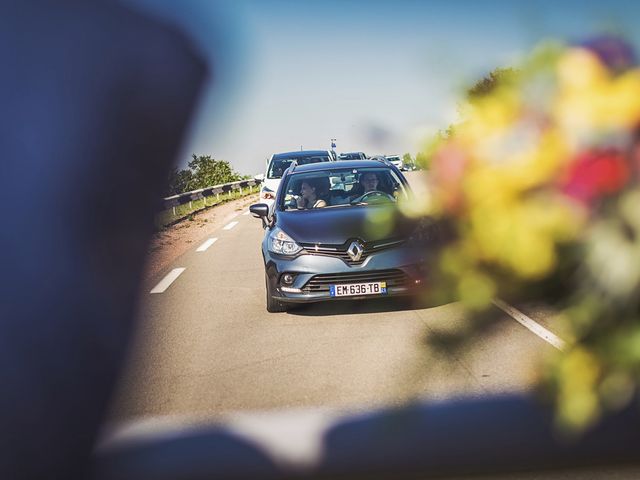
left=430, top=143, right=468, bottom=213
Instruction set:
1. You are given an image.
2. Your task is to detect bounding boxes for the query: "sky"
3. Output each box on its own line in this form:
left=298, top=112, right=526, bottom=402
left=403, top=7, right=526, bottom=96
left=125, top=0, right=640, bottom=176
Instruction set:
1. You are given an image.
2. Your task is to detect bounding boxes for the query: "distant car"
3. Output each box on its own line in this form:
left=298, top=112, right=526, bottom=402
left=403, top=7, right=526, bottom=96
left=338, top=151, right=367, bottom=160
left=385, top=155, right=407, bottom=171
left=259, top=150, right=334, bottom=210
left=250, top=159, right=430, bottom=312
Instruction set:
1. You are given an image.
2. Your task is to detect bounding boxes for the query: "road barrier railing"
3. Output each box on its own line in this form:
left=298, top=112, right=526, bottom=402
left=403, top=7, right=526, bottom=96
left=156, top=179, right=262, bottom=228
left=162, top=178, right=263, bottom=213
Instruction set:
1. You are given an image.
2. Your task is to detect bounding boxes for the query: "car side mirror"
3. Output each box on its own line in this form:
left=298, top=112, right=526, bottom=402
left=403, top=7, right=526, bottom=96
left=250, top=203, right=269, bottom=218
left=250, top=203, right=271, bottom=228
left=254, top=173, right=264, bottom=182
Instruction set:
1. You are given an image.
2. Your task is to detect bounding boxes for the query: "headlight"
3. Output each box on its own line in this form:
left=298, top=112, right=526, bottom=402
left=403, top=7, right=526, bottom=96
left=268, top=227, right=302, bottom=256
left=261, top=187, right=275, bottom=200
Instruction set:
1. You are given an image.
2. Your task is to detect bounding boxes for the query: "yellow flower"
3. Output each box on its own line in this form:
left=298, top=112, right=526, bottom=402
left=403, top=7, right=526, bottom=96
left=556, top=347, right=601, bottom=431
left=467, top=193, right=581, bottom=279
left=555, top=48, right=640, bottom=134
left=456, top=269, right=496, bottom=311
left=557, top=48, right=608, bottom=90
left=458, top=86, right=522, bottom=149
left=586, top=218, right=640, bottom=298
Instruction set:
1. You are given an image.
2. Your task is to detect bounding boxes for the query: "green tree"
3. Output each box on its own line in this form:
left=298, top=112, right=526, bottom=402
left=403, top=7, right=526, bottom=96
left=188, top=154, right=242, bottom=189
left=166, top=167, right=195, bottom=196
left=415, top=151, right=429, bottom=170
left=402, top=152, right=414, bottom=168
left=467, top=67, right=518, bottom=100
left=165, top=155, right=244, bottom=195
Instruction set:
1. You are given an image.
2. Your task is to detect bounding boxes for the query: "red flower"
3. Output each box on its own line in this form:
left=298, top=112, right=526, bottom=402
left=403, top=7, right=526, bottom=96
left=561, top=149, right=630, bottom=204
left=431, top=143, right=468, bottom=213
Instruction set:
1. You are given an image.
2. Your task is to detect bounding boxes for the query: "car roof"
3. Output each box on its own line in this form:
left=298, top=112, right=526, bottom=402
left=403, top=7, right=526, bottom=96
left=272, top=150, right=329, bottom=159
left=289, top=159, right=390, bottom=173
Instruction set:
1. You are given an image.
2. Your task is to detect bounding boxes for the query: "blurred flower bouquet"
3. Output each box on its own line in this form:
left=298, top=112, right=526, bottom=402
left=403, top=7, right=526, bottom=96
left=422, top=36, right=640, bottom=431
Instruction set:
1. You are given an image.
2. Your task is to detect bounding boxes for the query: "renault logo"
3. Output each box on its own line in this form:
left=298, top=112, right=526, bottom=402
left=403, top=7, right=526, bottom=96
left=347, top=241, right=364, bottom=262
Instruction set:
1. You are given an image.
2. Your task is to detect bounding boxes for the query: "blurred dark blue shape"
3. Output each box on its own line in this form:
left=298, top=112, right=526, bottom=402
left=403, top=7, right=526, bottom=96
left=92, top=394, right=640, bottom=479
left=94, top=428, right=280, bottom=480
left=0, top=1, right=207, bottom=478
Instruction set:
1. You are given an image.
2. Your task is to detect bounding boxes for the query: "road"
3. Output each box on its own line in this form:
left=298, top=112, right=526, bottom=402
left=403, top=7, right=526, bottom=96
left=112, top=172, right=562, bottom=423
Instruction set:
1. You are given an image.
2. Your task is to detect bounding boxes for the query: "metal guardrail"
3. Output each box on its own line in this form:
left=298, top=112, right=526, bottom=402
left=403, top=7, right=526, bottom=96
left=162, top=179, right=262, bottom=211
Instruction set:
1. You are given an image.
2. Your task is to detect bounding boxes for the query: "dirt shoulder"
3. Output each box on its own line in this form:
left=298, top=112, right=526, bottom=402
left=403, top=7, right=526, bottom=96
left=144, top=194, right=259, bottom=282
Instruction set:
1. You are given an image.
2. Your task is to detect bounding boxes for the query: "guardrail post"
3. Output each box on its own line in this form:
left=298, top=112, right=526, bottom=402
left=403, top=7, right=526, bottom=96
left=240, top=186, right=243, bottom=195
left=189, top=200, right=192, bottom=209
left=172, top=206, right=176, bottom=216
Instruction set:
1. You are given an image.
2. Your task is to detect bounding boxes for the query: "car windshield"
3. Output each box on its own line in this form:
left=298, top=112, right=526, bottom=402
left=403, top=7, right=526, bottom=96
left=339, top=153, right=363, bottom=160
left=267, top=154, right=331, bottom=179
left=279, top=167, right=409, bottom=211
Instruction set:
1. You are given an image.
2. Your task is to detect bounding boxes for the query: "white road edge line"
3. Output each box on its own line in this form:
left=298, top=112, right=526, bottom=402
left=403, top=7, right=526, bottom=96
left=242, top=211, right=251, bottom=216
left=196, top=237, right=218, bottom=252
left=150, top=268, right=186, bottom=294
left=223, top=221, right=239, bottom=230
left=492, top=299, right=566, bottom=351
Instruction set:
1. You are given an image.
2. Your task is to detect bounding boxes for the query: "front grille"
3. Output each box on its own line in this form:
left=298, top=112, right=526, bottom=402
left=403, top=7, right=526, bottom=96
left=301, top=269, right=408, bottom=293
left=299, top=239, right=405, bottom=266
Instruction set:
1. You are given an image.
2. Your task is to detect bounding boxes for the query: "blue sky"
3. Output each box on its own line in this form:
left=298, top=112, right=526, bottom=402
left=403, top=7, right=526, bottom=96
left=125, top=0, right=640, bottom=175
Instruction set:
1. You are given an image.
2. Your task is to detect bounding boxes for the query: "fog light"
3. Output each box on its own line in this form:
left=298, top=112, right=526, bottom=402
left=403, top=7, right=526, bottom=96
left=281, top=286, right=301, bottom=293
left=414, top=279, right=422, bottom=285
left=282, top=273, right=294, bottom=285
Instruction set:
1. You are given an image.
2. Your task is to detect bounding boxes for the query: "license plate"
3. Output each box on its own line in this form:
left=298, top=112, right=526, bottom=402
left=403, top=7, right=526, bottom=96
left=329, top=281, right=387, bottom=297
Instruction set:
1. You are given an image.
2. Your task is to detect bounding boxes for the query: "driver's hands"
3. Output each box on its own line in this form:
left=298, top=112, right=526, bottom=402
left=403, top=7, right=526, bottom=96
left=351, top=190, right=395, bottom=204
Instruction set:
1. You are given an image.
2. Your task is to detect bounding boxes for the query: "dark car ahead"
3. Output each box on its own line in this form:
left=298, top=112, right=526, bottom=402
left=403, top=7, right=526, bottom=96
left=338, top=151, right=367, bottom=160
left=250, top=159, right=430, bottom=312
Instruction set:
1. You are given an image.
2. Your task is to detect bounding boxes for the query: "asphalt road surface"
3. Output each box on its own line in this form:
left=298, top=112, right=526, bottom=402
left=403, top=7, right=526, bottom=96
left=111, top=172, right=562, bottom=424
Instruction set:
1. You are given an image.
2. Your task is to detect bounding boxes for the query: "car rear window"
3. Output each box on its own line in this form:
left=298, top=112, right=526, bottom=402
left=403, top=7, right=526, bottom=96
left=268, top=155, right=331, bottom=179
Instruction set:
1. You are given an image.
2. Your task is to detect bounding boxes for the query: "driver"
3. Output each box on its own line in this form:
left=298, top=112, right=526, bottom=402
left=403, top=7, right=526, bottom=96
left=360, top=171, right=379, bottom=193
left=349, top=171, right=397, bottom=204
left=349, top=171, right=381, bottom=201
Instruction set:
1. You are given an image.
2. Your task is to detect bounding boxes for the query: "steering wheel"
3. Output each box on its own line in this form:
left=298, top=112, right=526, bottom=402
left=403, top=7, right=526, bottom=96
left=351, top=190, right=395, bottom=204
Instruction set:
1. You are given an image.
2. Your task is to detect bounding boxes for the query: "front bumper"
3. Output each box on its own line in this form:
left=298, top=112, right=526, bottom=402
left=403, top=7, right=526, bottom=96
left=264, top=245, right=428, bottom=304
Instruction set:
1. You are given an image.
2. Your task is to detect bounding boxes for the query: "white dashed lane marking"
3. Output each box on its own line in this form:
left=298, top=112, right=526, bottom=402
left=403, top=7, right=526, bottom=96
left=493, top=299, right=567, bottom=351
left=243, top=211, right=251, bottom=216
left=223, top=221, right=239, bottom=230
left=196, top=238, right=218, bottom=252
left=150, top=268, right=186, bottom=294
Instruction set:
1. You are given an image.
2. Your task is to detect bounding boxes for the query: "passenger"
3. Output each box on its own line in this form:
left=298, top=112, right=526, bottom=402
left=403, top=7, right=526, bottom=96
left=296, top=179, right=327, bottom=209
left=272, top=165, right=284, bottom=178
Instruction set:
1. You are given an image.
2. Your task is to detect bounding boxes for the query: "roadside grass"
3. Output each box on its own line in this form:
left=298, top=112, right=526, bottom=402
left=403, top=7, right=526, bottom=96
left=155, top=188, right=258, bottom=230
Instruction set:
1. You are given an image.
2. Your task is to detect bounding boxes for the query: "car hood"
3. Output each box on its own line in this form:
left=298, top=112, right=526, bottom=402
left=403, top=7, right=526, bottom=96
left=275, top=205, right=418, bottom=245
